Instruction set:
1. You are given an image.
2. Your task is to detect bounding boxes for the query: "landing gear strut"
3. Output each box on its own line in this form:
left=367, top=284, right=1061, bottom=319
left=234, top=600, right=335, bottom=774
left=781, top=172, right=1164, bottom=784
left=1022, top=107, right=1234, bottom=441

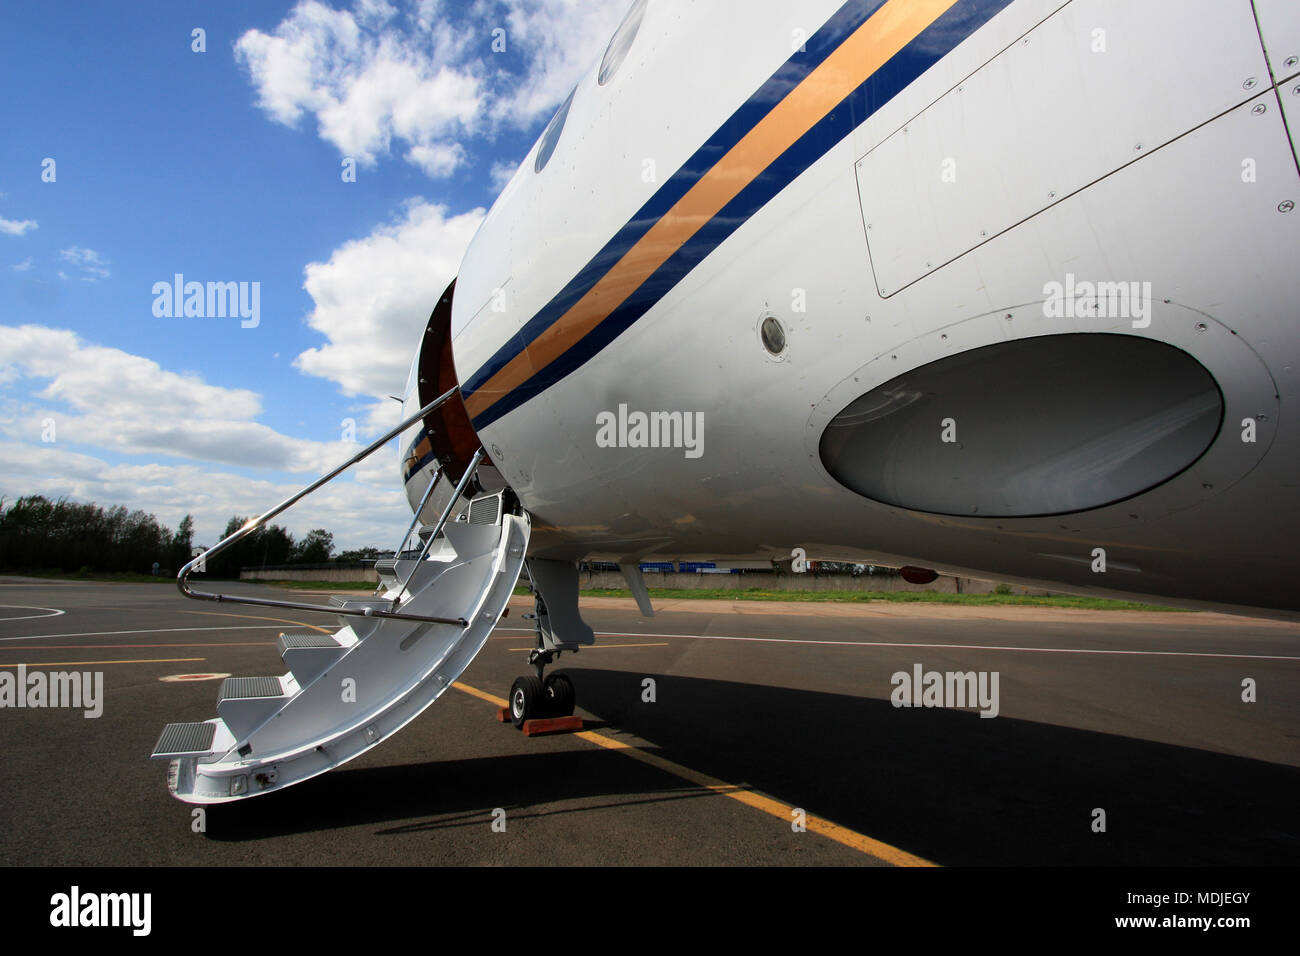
left=507, top=562, right=586, bottom=727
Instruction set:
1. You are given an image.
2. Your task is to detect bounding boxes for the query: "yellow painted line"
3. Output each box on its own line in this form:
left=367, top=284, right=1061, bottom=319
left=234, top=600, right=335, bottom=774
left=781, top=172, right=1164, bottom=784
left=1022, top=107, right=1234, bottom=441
left=450, top=680, right=936, bottom=866
left=506, top=642, right=669, bottom=651
left=452, top=681, right=508, bottom=707
left=0, top=658, right=206, bottom=667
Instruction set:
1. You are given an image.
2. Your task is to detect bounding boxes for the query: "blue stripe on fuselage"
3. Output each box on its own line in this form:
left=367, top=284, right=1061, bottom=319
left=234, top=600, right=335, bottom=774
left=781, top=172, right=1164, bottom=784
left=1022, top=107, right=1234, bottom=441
left=464, top=0, right=1012, bottom=431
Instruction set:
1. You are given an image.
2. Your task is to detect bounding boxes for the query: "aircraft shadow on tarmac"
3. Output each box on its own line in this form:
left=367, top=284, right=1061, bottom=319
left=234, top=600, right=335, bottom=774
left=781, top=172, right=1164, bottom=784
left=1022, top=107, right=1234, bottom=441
left=208, top=669, right=1300, bottom=865
left=205, top=747, right=727, bottom=844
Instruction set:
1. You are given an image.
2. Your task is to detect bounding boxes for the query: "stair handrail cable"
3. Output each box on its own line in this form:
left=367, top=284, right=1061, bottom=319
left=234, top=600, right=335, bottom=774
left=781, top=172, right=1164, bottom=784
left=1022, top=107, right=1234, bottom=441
left=176, top=386, right=470, bottom=627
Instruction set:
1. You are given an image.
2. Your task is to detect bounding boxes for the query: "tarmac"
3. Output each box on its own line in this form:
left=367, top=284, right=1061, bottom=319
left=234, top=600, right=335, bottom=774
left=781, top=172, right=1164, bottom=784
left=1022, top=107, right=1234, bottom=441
left=1, top=576, right=1297, bottom=866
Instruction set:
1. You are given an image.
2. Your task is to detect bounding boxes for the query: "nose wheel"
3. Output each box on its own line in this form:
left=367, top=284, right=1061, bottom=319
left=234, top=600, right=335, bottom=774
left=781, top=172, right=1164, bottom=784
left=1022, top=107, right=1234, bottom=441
left=508, top=675, right=543, bottom=727
left=508, top=671, right=576, bottom=727
left=543, top=673, right=575, bottom=717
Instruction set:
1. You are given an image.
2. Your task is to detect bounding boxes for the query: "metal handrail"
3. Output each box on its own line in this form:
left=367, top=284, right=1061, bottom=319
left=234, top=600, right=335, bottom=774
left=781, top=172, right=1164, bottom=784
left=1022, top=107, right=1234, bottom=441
left=177, top=386, right=471, bottom=628
left=396, top=465, right=442, bottom=556
left=393, top=446, right=485, bottom=601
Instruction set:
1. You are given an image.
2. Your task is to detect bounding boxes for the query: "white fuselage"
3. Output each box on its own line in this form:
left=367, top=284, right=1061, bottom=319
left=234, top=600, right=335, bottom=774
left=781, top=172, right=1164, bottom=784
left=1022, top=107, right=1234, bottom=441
left=402, top=0, right=1300, bottom=617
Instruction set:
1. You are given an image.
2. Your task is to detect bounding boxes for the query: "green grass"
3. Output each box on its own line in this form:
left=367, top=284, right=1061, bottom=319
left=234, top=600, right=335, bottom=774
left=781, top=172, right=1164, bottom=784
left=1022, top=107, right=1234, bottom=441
left=262, top=579, right=379, bottom=591
left=5, top=570, right=1178, bottom=610
left=509, top=585, right=1184, bottom=611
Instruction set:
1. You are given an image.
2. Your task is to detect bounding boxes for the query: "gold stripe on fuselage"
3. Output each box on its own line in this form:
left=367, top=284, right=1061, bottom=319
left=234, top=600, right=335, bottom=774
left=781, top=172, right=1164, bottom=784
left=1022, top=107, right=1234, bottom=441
left=464, top=0, right=960, bottom=421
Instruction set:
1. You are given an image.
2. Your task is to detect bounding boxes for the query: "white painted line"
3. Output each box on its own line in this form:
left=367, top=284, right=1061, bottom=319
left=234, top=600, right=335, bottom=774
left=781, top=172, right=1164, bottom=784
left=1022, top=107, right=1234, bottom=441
left=0, top=605, right=66, bottom=622
left=492, top=627, right=1300, bottom=662
left=0, top=624, right=329, bottom=643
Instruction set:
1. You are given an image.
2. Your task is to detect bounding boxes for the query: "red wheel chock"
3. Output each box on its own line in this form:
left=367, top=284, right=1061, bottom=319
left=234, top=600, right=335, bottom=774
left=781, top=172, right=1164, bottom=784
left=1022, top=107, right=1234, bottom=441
left=521, top=715, right=583, bottom=736
left=496, top=705, right=583, bottom=735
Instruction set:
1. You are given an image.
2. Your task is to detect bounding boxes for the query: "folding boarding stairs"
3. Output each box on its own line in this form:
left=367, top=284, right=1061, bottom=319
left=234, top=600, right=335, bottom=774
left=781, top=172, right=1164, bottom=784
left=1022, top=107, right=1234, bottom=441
left=151, top=388, right=530, bottom=803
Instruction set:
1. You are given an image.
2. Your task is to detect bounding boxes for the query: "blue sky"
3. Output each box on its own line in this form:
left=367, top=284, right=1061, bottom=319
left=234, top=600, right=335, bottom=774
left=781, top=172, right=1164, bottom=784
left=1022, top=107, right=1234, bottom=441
left=0, top=0, right=627, bottom=550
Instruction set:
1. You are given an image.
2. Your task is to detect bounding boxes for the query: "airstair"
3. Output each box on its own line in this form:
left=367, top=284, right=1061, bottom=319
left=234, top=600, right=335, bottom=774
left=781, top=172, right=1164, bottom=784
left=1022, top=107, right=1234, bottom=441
left=151, top=388, right=530, bottom=803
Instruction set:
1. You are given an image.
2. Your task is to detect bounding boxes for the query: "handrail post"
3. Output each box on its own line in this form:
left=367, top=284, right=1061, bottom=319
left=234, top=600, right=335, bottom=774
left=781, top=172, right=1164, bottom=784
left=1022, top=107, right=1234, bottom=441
left=397, top=465, right=442, bottom=555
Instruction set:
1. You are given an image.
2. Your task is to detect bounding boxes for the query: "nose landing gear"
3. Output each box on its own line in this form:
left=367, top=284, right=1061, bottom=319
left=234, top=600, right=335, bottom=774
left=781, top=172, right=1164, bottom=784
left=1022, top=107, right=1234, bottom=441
left=506, top=559, right=592, bottom=728
left=508, top=652, right=577, bottom=727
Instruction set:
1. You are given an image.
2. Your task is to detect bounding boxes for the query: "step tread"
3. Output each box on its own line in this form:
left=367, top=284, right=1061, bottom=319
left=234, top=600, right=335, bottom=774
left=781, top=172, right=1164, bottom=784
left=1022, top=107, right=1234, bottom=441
left=219, top=676, right=284, bottom=700
left=466, top=493, right=502, bottom=526
left=153, top=721, right=216, bottom=758
left=277, top=633, right=342, bottom=651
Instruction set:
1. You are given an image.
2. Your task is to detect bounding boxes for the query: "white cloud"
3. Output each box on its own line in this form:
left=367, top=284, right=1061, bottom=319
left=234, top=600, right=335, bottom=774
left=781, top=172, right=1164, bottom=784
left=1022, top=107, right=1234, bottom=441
left=235, top=0, right=629, bottom=178
left=490, top=0, right=629, bottom=123
left=407, top=141, right=466, bottom=177
left=58, top=246, right=111, bottom=281
left=235, top=0, right=484, bottom=177
left=0, top=324, right=348, bottom=473
left=0, top=325, right=419, bottom=548
left=359, top=396, right=404, bottom=435
left=0, top=217, right=38, bottom=237
left=488, top=159, right=518, bottom=189
left=294, top=200, right=484, bottom=398
left=12, top=258, right=32, bottom=272
left=59, top=246, right=106, bottom=265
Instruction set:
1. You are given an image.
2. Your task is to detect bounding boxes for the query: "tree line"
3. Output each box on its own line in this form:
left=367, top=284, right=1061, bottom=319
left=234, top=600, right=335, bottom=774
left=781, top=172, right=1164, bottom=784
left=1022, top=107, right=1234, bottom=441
left=0, top=495, right=382, bottom=578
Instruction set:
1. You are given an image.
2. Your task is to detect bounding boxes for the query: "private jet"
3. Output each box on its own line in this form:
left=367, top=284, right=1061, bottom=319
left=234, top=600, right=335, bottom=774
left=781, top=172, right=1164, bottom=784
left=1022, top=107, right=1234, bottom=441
left=153, top=0, right=1300, bottom=801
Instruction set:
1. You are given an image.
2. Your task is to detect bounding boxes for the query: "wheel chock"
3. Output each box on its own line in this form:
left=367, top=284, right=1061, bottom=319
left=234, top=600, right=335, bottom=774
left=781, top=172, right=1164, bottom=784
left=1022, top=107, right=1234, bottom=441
left=496, top=706, right=510, bottom=723
left=521, top=715, right=583, bottom=737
